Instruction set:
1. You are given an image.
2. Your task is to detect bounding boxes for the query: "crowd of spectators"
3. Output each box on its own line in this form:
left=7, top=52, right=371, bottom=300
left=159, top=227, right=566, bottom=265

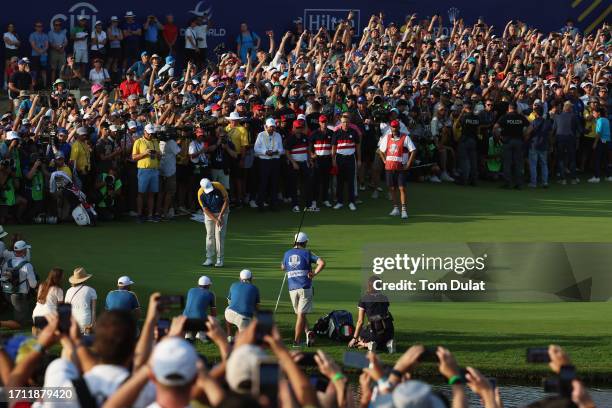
left=0, top=11, right=609, bottom=224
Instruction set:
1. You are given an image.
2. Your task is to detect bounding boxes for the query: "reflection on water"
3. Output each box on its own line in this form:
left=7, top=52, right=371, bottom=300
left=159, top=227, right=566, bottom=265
left=434, top=384, right=612, bottom=407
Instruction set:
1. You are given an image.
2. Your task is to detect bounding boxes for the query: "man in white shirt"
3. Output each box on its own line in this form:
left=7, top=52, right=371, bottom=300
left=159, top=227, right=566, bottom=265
left=158, top=131, right=181, bottom=219
left=1, top=240, right=36, bottom=326
left=254, top=118, right=284, bottom=211
left=189, top=127, right=211, bottom=191
left=195, top=14, right=209, bottom=65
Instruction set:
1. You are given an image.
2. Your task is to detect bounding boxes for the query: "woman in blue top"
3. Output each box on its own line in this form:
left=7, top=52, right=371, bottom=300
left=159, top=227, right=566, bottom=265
left=236, top=23, right=260, bottom=64
left=590, top=107, right=611, bottom=182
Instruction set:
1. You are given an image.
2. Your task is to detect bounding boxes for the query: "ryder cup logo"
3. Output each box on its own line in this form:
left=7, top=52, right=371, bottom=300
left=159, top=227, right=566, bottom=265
left=49, top=2, right=99, bottom=31
left=288, top=255, right=301, bottom=268
left=189, top=1, right=213, bottom=19
left=447, top=7, right=460, bottom=23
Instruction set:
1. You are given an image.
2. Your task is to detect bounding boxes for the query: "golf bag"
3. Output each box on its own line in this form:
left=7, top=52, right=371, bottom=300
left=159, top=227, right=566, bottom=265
left=313, top=310, right=355, bottom=342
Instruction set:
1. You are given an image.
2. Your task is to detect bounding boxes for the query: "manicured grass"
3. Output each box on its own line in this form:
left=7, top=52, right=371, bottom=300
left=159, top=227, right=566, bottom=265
left=3, top=180, right=612, bottom=381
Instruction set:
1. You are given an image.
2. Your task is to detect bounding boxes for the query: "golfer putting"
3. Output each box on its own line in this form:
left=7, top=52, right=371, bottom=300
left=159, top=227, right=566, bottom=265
left=198, top=178, right=229, bottom=268
left=281, top=231, right=326, bottom=347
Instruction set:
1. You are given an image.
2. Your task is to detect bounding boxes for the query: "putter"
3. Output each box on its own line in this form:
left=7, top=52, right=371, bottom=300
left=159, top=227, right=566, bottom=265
left=274, top=207, right=308, bottom=313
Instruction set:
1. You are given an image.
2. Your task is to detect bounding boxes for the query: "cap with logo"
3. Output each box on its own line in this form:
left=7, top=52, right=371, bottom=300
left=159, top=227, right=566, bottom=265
left=200, top=178, right=214, bottom=193
left=117, top=276, right=134, bottom=286
left=198, top=275, right=212, bottom=286
left=239, top=269, right=252, bottom=280
left=151, top=338, right=198, bottom=386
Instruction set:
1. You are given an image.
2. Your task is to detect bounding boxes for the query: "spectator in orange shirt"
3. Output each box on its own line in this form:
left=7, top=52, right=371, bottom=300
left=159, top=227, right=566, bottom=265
left=119, top=71, right=142, bottom=99
left=162, top=14, right=178, bottom=56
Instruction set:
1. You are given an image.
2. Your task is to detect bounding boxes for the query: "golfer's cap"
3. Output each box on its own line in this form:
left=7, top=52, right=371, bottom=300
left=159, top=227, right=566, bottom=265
left=127, top=120, right=137, bottom=129
left=117, top=276, right=134, bottom=286
left=151, top=337, right=198, bottom=386
left=226, top=345, right=267, bottom=394
left=295, top=232, right=308, bottom=243
left=144, top=123, right=156, bottom=134
left=200, top=178, right=213, bottom=193
left=14, top=240, right=31, bottom=251
left=198, top=275, right=212, bottom=286
left=239, top=269, right=252, bottom=280
left=265, top=118, right=277, bottom=127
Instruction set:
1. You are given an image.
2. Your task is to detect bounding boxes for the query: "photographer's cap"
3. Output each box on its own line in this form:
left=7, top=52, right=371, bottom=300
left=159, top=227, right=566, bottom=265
left=239, top=269, right=252, bottom=280
left=117, top=276, right=134, bottom=286
left=200, top=178, right=214, bottom=194
left=294, top=232, right=308, bottom=243
left=14, top=240, right=31, bottom=251
left=144, top=124, right=156, bottom=134
left=198, top=275, right=212, bottom=286
left=151, top=338, right=198, bottom=386
left=265, top=118, right=277, bottom=128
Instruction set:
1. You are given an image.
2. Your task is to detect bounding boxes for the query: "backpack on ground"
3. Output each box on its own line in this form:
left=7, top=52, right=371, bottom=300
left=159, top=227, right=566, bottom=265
left=1, top=259, right=30, bottom=294
left=313, top=310, right=355, bottom=342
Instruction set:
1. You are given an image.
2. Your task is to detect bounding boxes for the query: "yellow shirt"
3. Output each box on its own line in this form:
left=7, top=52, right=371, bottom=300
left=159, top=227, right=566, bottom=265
left=225, top=125, right=249, bottom=154
left=70, top=141, right=91, bottom=173
left=583, top=108, right=597, bottom=138
left=132, top=137, right=160, bottom=169
left=57, top=165, right=73, bottom=178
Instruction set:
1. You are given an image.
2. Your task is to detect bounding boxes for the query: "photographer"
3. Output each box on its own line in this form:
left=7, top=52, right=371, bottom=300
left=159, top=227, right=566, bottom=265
left=0, top=150, right=27, bottom=224
left=132, top=123, right=161, bottom=223
left=208, top=127, right=237, bottom=190
left=157, top=127, right=181, bottom=220
left=189, top=127, right=212, bottom=203
left=94, top=167, right=122, bottom=221
left=24, top=152, right=48, bottom=222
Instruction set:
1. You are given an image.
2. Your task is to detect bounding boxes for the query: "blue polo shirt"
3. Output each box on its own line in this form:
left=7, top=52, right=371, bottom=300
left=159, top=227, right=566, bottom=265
left=105, top=289, right=139, bottom=311
left=183, top=287, right=216, bottom=319
left=282, top=248, right=319, bottom=291
left=227, top=281, right=260, bottom=317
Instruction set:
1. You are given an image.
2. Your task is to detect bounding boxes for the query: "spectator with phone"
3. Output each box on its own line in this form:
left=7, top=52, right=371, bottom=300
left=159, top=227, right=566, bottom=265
left=225, top=268, right=260, bottom=341
left=104, top=275, right=141, bottom=320
left=64, top=266, right=97, bottom=334
left=31, top=267, right=64, bottom=334
left=132, top=123, right=161, bottom=223
left=183, top=275, right=217, bottom=342
left=348, top=275, right=395, bottom=353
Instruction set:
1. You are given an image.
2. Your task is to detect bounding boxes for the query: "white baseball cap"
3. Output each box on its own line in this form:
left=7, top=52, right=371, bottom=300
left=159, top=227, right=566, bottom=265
left=198, top=275, right=212, bottom=286
left=265, top=118, right=277, bottom=127
left=117, top=276, right=134, bottom=286
left=0, top=225, right=8, bottom=239
left=239, top=269, right=252, bottom=280
left=226, top=112, right=243, bottom=121
left=144, top=123, right=156, bottom=134
left=6, top=131, right=19, bottom=141
left=109, top=125, right=118, bottom=132
left=151, top=338, right=198, bottom=386
left=297, top=113, right=306, bottom=121
left=199, top=178, right=213, bottom=193
left=77, top=127, right=88, bottom=136
left=236, top=99, right=246, bottom=105
left=127, top=120, right=137, bottom=129
left=14, top=240, right=31, bottom=251
left=372, top=380, right=446, bottom=408
left=80, top=95, right=90, bottom=102
left=226, top=345, right=267, bottom=394
left=294, top=232, right=308, bottom=243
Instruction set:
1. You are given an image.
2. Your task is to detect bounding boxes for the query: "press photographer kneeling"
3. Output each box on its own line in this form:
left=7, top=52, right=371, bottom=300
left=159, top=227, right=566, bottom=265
left=348, top=275, right=395, bottom=353
left=93, top=167, right=122, bottom=221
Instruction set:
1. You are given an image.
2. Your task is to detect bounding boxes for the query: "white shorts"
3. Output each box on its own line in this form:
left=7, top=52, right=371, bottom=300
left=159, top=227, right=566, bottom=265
left=289, top=287, right=313, bottom=314
left=224, top=307, right=252, bottom=331
left=74, top=48, right=88, bottom=64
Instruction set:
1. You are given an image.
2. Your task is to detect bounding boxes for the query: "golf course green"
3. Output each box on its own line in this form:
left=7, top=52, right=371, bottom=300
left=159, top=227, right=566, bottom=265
left=3, top=181, right=611, bottom=381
